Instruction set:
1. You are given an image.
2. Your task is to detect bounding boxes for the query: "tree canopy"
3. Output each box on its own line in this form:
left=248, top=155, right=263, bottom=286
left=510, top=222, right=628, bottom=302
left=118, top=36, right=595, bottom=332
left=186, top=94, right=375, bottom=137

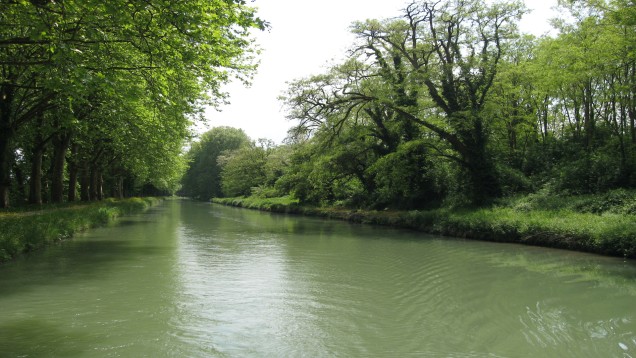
left=189, top=0, right=636, bottom=211
left=0, top=0, right=265, bottom=207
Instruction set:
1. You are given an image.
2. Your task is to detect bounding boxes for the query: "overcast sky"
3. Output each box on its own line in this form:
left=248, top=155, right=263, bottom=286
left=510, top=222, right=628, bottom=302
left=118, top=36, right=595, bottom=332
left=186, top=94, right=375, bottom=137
left=199, top=0, right=559, bottom=143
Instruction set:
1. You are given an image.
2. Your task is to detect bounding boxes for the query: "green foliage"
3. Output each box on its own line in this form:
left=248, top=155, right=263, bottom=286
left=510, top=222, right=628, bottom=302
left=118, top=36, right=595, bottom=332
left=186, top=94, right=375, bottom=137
left=219, top=140, right=270, bottom=197
left=279, top=0, right=530, bottom=206
left=495, top=188, right=636, bottom=217
left=216, top=192, right=636, bottom=258
left=272, top=137, right=369, bottom=207
left=569, top=189, right=636, bottom=215
left=180, top=127, right=250, bottom=200
left=280, top=0, right=635, bottom=209
left=0, top=197, right=159, bottom=262
left=187, top=0, right=636, bottom=263
left=0, top=0, right=265, bottom=207
left=369, top=140, right=441, bottom=209
left=212, top=196, right=299, bottom=212
left=555, top=152, right=621, bottom=194
left=496, top=165, right=534, bottom=196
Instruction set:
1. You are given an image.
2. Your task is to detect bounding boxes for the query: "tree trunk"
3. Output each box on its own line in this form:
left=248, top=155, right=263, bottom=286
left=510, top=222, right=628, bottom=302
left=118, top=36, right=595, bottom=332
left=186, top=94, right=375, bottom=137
left=116, top=177, right=124, bottom=199
left=12, top=162, right=26, bottom=202
left=90, top=166, right=103, bottom=200
left=0, top=84, right=15, bottom=208
left=583, top=81, right=595, bottom=148
left=80, top=161, right=90, bottom=202
left=0, top=129, right=12, bottom=208
left=542, top=96, right=549, bottom=143
left=98, top=173, right=104, bottom=200
left=50, top=132, right=71, bottom=203
left=110, top=165, right=124, bottom=199
left=464, top=117, right=500, bottom=205
left=631, top=107, right=636, bottom=144
left=28, top=145, right=44, bottom=205
left=28, top=113, right=49, bottom=205
left=573, top=98, right=582, bottom=140
left=630, top=63, right=636, bottom=144
left=67, top=144, right=79, bottom=202
left=464, top=151, right=500, bottom=205
left=89, top=167, right=97, bottom=200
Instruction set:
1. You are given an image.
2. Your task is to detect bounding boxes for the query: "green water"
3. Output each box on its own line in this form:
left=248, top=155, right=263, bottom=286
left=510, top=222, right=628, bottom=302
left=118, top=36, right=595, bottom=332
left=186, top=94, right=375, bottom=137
left=1, top=200, right=635, bottom=357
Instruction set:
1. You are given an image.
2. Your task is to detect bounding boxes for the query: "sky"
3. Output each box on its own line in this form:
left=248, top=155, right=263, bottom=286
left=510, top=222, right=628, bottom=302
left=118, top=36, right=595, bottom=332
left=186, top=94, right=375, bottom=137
left=200, top=0, right=560, bottom=143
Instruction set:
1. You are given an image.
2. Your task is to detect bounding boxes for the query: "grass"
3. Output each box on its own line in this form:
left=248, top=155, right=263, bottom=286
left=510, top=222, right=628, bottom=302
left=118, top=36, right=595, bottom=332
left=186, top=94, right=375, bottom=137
left=213, top=191, right=636, bottom=259
left=213, top=195, right=299, bottom=212
left=0, top=197, right=160, bottom=263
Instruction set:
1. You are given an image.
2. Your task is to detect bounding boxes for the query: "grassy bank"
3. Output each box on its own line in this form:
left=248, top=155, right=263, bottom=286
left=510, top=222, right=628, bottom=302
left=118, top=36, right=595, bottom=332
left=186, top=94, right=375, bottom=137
left=213, top=190, right=636, bottom=259
left=213, top=195, right=300, bottom=212
left=0, top=197, right=161, bottom=263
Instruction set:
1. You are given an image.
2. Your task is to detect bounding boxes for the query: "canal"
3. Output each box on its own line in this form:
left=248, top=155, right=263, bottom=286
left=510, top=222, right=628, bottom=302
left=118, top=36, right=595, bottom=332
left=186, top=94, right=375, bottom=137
left=1, top=199, right=635, bottom=357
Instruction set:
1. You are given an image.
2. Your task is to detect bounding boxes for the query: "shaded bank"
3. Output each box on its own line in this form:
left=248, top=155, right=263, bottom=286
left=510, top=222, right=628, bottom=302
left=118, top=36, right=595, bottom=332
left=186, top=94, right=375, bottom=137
left=0, top=197, right=160, bottom=263
left=212, top=195, right=636, bottom=259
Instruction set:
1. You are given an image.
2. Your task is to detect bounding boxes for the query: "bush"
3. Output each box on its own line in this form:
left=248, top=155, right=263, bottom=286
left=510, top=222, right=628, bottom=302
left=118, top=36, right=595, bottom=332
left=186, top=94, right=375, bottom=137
left=497, top=164, right=534, bottom=196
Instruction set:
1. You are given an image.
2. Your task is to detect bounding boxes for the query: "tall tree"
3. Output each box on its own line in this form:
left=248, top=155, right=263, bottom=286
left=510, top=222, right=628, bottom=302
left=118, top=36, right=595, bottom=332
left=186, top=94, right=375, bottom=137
left=284, top=0, right=526, bottom=204
left=0, top=0, right=265, bottom=206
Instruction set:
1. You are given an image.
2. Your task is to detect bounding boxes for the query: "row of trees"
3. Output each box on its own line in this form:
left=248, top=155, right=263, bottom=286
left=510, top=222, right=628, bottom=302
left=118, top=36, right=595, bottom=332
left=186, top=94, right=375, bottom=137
left=185, top=0, right=636, bottom=210
left=0, top=0, right=264, bottom=207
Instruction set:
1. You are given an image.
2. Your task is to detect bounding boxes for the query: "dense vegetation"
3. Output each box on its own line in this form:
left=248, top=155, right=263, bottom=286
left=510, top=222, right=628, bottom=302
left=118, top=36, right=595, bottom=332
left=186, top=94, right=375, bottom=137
left=190, top=0, right=636, bottom=213
left=179, top=127, right=251, bottom=200
left=183, top=0, right=636, bottom=257
left=0, top=0, right=264, bottom=208
left=214, top=190, right=636, bottom=258
left=180, top=126, right=286, bottom=200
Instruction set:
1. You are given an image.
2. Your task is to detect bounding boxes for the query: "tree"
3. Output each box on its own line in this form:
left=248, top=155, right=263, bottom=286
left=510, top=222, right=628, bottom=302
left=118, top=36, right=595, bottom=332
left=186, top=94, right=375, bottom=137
left=284, top=0, right=526, bottom=205
left=525, top=0, right=636, bottom=192
left=0, top=0, right=265, bottom=206
left=219, top=139, right=275, bottom=197
left=180, top=127, right=250, bottom=200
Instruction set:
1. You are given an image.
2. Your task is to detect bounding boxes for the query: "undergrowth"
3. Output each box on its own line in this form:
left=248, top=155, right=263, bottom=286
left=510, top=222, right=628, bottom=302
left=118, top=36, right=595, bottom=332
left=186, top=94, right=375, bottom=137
left=213, top=190, right=636, bottom=259
left=0, top=197, right=160, bottom=263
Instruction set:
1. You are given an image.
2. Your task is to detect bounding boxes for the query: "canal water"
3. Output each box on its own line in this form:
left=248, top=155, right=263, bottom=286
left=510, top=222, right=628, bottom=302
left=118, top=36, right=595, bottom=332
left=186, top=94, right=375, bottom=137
left=1, top=199, right=635, bottom=357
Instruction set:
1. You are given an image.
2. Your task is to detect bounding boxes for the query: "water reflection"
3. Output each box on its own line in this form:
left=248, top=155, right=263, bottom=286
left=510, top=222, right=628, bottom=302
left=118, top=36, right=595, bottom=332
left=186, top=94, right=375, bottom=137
left=171, top=202, right=636, bottom=357
left=173, top=202, right=327, bottom=356
left=0, top=200, right=635, bottom=357
left=0, top=202, right=184, bottom=357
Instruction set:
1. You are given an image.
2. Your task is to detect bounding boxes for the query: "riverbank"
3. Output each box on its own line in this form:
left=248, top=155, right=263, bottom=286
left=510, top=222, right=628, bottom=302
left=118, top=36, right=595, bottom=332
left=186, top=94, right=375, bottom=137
left=0, top=197, right=161, bottom=263
left=212, top=191, right=636, bottom=259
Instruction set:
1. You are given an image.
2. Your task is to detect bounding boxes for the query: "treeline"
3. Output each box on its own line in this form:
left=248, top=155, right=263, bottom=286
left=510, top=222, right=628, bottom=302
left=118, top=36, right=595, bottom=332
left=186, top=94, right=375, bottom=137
left=0, top=0, right=264, bottom=208
left=184, top=0, right=636, bottom=210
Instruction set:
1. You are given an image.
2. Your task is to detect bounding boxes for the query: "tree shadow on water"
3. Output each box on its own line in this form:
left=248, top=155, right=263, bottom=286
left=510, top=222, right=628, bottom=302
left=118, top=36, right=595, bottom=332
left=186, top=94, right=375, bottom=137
left=0, top=318, right=90, bottom=357
left=0, top=238, right=167, bottom=299
left=116, top=219, right=157, bottom=227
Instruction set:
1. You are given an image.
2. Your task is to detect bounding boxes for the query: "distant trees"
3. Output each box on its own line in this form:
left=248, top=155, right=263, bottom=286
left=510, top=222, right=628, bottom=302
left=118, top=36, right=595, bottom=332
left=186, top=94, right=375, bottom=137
left=180, top=127, right=250, bottom=200
left=218, top=139, right=280, bottom=197
left=0, top=0, right=264, bottom=207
